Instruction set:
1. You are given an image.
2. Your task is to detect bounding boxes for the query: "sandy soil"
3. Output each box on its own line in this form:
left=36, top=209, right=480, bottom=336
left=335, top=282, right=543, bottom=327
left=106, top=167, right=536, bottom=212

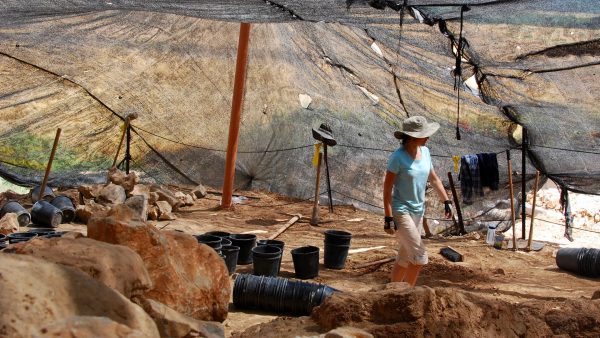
left=147, top=189, right=599, bottom=337
left=8, top=186, right=600, bottom=337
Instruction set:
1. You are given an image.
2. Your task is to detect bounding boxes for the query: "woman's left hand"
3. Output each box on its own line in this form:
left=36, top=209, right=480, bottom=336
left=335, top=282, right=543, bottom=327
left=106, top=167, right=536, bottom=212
left=444, top=200, right=453, bottom=219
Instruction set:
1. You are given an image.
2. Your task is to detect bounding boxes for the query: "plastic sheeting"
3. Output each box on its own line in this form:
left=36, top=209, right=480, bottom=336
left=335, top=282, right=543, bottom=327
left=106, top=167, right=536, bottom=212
left=0, top=1, right=598, bottom=222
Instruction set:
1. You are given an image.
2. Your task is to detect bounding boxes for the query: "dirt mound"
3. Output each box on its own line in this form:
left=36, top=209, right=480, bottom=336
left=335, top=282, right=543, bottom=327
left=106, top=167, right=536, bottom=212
left=310, top=283, right=600, bottom=337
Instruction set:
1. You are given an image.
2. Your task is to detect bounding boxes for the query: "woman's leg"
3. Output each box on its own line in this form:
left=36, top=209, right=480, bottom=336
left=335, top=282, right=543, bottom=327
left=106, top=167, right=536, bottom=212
left=392, top=213, right=427, bottom=286
left=391, top=246, right=408, bottom=282
left=404, top=263, right=423, bottom=286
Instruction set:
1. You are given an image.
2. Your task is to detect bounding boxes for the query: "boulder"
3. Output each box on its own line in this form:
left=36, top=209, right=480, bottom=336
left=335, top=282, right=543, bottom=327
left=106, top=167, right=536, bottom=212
left=109, top=167, right=139, bottom=193
left=98, top=183, right=127, bottom=205
left=149, top=192, right=159, bottom=205
left=76, top=200, right=111, bottom=224
left=137, top=298, right=224, bottom=338
left=174, top=191, right=194, bottom=207
left=0, top=254, right=160, bottom=338
left=324, top=327, right=374, bottom=338
left=0, top=213, right=19, bottom=235
left=88, top=206, right=230, bottom=321
left=36, top=316, right=146, bottom=338
left=156, top=201, right=176, bottom=221
left=78, top=184, right=103, bottom=200
left=191, top=184, right=207, bottom=199
left=150, top=185, right=182, bottom=210
left=125, top=195, right=149, bottom=222
left=13, top=236, right=152, bottom=300
left=131, top=184, right=151, bottom=199
left=148, top=206, right=159, bottom=221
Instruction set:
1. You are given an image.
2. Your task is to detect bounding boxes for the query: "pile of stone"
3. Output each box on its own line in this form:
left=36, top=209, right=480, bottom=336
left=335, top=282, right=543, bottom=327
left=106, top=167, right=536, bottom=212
left=0, top=169, right=228, bottom=338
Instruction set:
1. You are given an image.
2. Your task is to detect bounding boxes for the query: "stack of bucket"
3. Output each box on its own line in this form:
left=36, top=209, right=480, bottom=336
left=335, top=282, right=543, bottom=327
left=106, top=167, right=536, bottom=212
left=323, top=230, right=352, bottom=269
left=197, top=231, right=239, bottom=275
left=233, top=274, right=337, bottom=316
left=556, top=247, right=600, bottom=278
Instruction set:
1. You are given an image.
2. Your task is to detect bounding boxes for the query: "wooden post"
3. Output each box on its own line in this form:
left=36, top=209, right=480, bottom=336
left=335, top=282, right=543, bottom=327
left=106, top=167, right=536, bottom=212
left=527, top=170, right=540, bottom=251
left=112, top=119, right=129, bottom=168
left=310, top=152, right=322, bottom=226
left=39, top=128, right=61, bottom=200
left=447, top=172, right=466, bottom=235
left=521, top=127, right=528, bottom=239
left=221, top=22, right=251, bottom=209
left=507, top=150, right=517, bottom=251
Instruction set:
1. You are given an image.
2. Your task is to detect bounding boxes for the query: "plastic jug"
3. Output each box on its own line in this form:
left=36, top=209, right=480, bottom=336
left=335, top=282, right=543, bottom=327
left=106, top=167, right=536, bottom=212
left=485, top=225, right=497, bottom=245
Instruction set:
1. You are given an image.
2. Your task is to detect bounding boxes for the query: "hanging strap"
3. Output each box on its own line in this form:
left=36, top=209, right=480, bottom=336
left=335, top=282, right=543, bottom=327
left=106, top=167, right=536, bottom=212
left=454, top=5, right=468, bottom=140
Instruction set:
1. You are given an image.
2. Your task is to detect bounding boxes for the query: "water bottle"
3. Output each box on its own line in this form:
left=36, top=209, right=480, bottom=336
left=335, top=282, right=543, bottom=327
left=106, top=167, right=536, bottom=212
left=486, top=224, right=497, bottom=245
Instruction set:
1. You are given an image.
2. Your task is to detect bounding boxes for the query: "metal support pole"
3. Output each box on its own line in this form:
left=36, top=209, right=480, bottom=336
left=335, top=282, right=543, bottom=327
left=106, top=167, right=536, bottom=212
left=221, top=23, right=251, bottom=209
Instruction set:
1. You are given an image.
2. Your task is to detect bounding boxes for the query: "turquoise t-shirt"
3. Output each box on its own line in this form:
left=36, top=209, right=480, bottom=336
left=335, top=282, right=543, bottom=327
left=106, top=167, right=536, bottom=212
left=386, top=145, right=432, bottom=215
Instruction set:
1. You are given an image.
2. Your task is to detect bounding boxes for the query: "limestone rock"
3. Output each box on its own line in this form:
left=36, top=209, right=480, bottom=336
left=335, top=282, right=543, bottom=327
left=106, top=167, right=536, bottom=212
left=36, top=316, right=146, bottom=338
left=137, top=298, right=225, bottom=338
left=78, top=184, right=103, bottom=200
left=125, top=195, right=149, bottom=222
left=13, top=236, right=152, bottom=300
left=98, top=183, right=127, bottom=204
left=87, top=209, right=230, bottom=321
left=109, top=167, right=139, bottom=193
left=0, top=213, right=19, bottom=235
left=131, top=184, right=151, bottom=199
left=156, top=201, right=176, bottom=221
left=174, top=191, right=194, bottom=207
left=191, top=184, right=208, bottom=199
left=149, top=192, right=159, bottom=205
left=324, top=327, right=374, bottom=338
left=0, top=254, right=160, bottom=338
left=148, top=206, right=159, bottom=221
left=76, top=200, right=111, bottom=224
left=150, top=185, right=182, bottom=210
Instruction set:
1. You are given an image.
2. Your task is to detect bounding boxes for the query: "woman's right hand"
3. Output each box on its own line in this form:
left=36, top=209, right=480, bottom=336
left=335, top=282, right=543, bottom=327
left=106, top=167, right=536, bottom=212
left=384, top=216, right=395, bottom=234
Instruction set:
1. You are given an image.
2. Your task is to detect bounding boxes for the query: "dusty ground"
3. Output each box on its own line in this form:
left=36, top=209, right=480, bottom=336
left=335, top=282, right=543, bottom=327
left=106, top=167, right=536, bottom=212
left=42, top=187, right=600, bottom=336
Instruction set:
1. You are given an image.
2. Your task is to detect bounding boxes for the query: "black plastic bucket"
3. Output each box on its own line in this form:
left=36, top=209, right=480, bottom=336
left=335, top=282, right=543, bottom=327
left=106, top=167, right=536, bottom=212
left=28, top=228, right=66, bottom=238
left=220, top=238, right=232, bottom=246
left=204, top=231, right=231, bottom=238
left=291, top=246, right=320, bottom=279
left=252, top=245, right=282, bottom=277
left=8, top=232, right=38, bottom=244
left=196, top=234, right=223, bottom=253
left=50, top=195, right=76, bottom=223
left=324, top=243, right=350, bottom=269
left=0, top=233, right=6, bottom=243
left=221, top=245, right=240, bottom=275
left=31, top=185, right=55, bottom=203
left=230, top=234, right=257, bottom=265
left=0, top=201, right=31, bottom=227
left=233, top=274, right=337, bottom=316
left=257, top=239, right=285, bottom=273
left=556, top=247, right=600, bottom=278
left=31, top=200, right=63, bottom=228
left=324, top=230, right=352, bottom=245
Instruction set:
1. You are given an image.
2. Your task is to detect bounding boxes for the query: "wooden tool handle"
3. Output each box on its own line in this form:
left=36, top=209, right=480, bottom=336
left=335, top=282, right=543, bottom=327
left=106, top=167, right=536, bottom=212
left=39, top=128, right=61, bottom=199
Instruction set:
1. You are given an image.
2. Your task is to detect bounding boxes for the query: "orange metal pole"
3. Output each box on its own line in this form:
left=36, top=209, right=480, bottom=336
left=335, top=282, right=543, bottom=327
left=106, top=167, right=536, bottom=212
left=221, top=22, right=251, bottom=209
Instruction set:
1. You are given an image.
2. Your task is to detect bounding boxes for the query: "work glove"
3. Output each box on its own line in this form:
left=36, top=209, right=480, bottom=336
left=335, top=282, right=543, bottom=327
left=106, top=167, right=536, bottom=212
left=444, top=200, right=453, bottom=219
left=384, top=216, right=396, bottom=234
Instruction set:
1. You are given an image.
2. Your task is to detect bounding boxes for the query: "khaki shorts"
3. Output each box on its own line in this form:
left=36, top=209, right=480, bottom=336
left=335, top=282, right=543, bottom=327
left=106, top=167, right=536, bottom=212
left=392, top=213, right=428, bottom=267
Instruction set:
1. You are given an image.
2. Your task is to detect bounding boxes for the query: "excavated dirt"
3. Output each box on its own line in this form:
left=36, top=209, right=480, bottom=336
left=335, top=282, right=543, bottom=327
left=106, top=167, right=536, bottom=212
left=6, top=186, right=600, bottom=337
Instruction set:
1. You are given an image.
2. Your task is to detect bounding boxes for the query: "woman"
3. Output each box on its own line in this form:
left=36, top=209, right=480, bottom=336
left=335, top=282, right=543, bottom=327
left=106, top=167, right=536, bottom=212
left=383, top=116, right=452, bottom=286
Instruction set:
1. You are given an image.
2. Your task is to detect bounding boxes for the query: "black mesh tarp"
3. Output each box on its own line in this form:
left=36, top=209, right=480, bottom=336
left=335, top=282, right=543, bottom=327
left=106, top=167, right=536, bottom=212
left=0, top=1, right=598, bottom=222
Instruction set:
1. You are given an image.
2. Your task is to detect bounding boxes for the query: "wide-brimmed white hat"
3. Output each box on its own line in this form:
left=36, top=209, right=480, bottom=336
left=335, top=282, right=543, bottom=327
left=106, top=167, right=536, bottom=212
left=394, top=116, right=440, bottom=139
